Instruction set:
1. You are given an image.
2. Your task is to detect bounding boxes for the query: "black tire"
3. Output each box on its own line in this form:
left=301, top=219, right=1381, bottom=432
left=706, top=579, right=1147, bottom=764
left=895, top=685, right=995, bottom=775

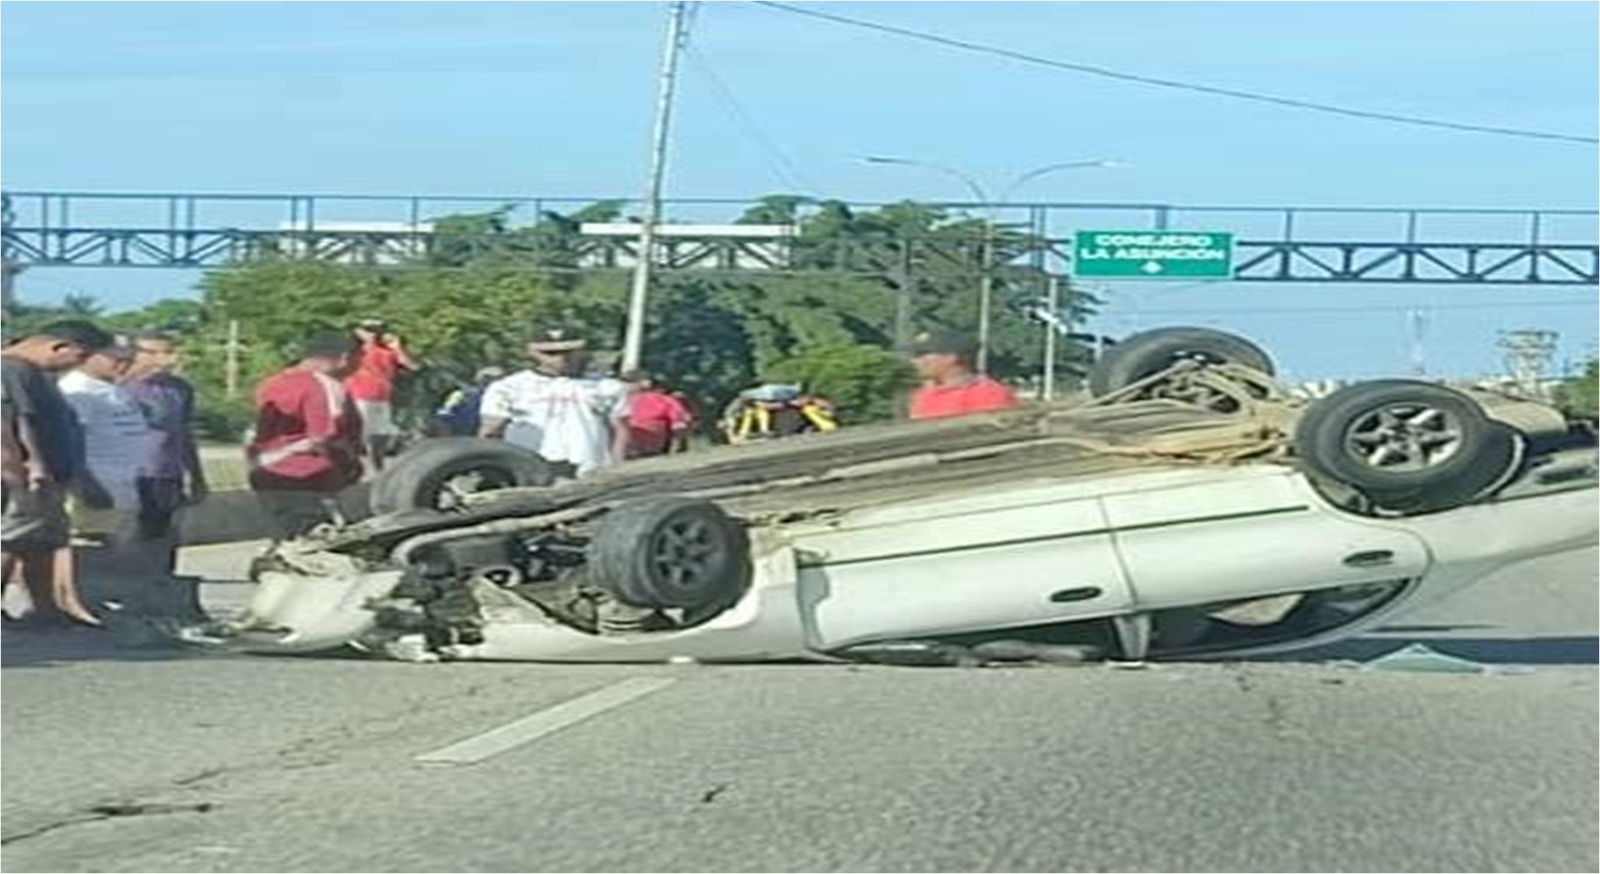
left=368, top=438, right=556, bottom=515
left=587, top=496, right=751, bottom=611
left=1293, top=380, right=1522, bottom=512
left=334, top=481, right=375, bottom=525
left=1088, top=326, right=1275, bottom=398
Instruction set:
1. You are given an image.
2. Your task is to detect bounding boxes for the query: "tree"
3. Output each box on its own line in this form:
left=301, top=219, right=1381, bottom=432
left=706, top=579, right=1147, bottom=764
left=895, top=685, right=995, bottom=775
left=1555, top=358, right=1599, bottom=419
left=103, top=298, right=207, bottom=335
left=195, top=258, right=617, bottom=432
left=18, top=196, right=1097, bottom=440
left=765, top=342, right=918, bottom=424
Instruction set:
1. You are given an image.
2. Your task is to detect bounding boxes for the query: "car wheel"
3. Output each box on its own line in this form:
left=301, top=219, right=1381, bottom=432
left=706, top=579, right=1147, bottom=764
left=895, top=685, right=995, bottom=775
left=1293, top=380, right=1523, bottom=512
left=369, top=438, right=556, bottom=515
left=1087, top=326, right=1275, bottom=407
left=588, top=496, right=751, bottom=612
left=334, top=481, right=376, bottom=524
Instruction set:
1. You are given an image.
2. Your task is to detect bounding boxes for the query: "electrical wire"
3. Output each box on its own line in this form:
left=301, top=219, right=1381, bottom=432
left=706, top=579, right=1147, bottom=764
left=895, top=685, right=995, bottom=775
left=685, top=44, right=817, bottom=194
left=753, top=1, right=1600, bottom=146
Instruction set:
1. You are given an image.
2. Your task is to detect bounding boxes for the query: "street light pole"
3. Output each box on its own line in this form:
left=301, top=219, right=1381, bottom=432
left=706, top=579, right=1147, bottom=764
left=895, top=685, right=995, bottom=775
left=860, top=156, right=1119, bottom=375
left=863, top=156, right=992, bottom=370
left=621, top=0, right=689, bottom=374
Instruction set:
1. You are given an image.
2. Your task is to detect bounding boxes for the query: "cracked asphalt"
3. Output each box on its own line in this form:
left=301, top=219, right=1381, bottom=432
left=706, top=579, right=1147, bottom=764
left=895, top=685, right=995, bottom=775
left=0, top=545, right=1594, bottom=873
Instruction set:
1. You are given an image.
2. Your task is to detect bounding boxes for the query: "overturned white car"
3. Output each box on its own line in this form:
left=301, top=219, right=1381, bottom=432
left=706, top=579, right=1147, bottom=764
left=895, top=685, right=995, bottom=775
left=221, top=327, right=1598, bottom=665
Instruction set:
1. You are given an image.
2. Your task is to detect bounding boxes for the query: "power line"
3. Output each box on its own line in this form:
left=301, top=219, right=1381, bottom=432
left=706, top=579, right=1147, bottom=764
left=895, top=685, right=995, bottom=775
left=753, top=1, right=1600, bottom=147
left=684, top=45, right=816, bottom=194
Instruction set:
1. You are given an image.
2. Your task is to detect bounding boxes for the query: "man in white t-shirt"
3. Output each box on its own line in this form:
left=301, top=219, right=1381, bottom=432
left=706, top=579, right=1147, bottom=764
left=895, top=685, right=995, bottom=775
left=477, top=328, right=628, bottom=476
left=58, top=342, right=164, bottom=617
left=58, top=343, right=158, bottom=527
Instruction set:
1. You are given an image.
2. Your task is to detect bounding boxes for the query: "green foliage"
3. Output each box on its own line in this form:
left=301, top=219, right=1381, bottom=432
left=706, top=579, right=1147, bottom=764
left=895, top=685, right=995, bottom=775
left=3, top=294, right=105, bottom=342
left=102, top=298, right=207, bottom=335
left=195, top=258, right=620, bottom=430
left=1554, top=358, right=1599, bottom=419
left=765, top=342, right=919, bottom=424
left=14, top=196, right=1098, bottom=440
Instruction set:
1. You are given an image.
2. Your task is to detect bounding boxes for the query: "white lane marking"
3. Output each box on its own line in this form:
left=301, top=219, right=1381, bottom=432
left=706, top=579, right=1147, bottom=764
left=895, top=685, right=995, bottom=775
left=415, top=676, right=678, bottom=766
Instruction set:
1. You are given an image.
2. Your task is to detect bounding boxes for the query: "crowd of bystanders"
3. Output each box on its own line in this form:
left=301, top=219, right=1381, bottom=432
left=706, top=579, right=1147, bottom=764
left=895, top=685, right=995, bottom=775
left=2, top=313, right=1018, bottom=632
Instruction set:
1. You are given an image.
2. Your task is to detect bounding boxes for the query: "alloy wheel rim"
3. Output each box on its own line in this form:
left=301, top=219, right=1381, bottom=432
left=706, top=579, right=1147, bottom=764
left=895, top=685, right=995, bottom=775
left=1343, top=403, right=1464, bottom=472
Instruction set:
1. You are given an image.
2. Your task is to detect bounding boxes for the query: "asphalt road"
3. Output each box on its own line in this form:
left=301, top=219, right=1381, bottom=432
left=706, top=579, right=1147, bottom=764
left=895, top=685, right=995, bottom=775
left=1, top=545, right=1595, bottom=873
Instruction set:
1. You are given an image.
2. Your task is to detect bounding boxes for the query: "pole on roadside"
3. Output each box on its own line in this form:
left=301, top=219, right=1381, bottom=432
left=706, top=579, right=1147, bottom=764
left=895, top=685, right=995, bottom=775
left=1, top=260, right=20, bottom=314
left=977, top=228, right=993, bottom=374
left=1042, top=274, right=1060, bottom=402
left=225, top=319, right=240, bottom=398
left=620, top=0, right=690, bottom=374
left=893, top=236, right=914, bottom=350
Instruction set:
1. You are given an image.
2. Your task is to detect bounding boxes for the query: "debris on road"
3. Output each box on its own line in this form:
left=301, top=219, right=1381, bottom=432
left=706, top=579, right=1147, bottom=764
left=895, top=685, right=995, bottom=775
left=1360, top=643, right=1489, bottom=674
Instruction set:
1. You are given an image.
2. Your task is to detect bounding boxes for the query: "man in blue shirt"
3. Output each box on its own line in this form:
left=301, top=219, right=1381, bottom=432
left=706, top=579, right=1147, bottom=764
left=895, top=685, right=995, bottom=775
left=433, top=366, right=505, bottom=437
left=121, top=331, right=208, bottom=581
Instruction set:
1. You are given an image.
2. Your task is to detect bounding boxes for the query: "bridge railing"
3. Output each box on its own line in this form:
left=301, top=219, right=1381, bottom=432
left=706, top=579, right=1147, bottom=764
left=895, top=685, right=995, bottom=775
left=4, top=190, right=1596, bottom=245
left=3, top=191, right=1596, bottom=284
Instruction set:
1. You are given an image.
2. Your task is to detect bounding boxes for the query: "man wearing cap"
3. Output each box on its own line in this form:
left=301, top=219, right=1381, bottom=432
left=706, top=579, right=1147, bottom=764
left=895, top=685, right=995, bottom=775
left=478, top=328, right=628, bottom=477
left=908, top=331, right=1021, bottom=420
left=345, top=318, right=418, bottom=473
left=248, top=332, right=365, bottom=539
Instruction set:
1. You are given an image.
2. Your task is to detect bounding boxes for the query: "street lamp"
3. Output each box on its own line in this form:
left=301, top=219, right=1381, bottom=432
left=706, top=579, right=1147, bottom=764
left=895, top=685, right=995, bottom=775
left=861, top=156, right=1120, bottom=373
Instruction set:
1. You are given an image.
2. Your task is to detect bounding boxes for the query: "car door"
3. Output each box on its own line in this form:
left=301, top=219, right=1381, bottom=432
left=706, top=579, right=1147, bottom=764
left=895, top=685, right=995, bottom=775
left=1098, top=465, right=1432, bottom=610
left=792, top=479, right=1135, bottom=650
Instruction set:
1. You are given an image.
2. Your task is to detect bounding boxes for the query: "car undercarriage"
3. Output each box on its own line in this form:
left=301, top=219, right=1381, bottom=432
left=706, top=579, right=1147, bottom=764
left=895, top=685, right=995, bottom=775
left=211, top=327, right=1597, bottom=665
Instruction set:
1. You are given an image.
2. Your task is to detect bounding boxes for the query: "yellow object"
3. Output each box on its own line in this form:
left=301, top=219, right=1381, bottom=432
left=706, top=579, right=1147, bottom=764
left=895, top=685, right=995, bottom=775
left=66, top=496, right=119, bottom=538
left=799, top=401, right=838, bottom=432
left=725, top=398, right=838, bottom=443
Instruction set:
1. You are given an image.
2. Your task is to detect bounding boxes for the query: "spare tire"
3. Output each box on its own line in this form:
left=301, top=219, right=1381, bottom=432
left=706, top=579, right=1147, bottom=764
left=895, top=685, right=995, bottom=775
left=588, top=496, right=751, bottom=612
left=1088, top=326, right=1275, bottom=398
left=369, top=438, right=555, bottom=515
left=1293, top=380, right=1523, bottom=512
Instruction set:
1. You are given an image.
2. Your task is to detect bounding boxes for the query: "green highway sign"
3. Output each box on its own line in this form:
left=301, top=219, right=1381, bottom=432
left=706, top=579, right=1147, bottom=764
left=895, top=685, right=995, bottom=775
left=1072, top=230, right=1234, bottom=279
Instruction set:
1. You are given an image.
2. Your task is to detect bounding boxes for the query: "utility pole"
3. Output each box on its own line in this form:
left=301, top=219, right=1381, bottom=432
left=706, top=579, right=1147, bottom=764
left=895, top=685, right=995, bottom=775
left=1, top=260, right=20, bottom=314
left=977, top=226, right=995, bottom=374
left=225, top=319, right=241, bottom=398
left=893, top=237, right=914, bottom=350
left=1, top=194, right=19, bottom=322
left=620, top=0, right=690, bottom=374
left=1041, top=273, right=1062, bottom=401
left=1498, top=328, right=1559, bottom=395
left=1407, top=308, right=1428, bottom=376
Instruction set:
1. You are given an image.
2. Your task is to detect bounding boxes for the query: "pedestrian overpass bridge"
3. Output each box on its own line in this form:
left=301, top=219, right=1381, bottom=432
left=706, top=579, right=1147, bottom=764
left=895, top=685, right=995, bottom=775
left=2, top=190, right=1595, bottom=286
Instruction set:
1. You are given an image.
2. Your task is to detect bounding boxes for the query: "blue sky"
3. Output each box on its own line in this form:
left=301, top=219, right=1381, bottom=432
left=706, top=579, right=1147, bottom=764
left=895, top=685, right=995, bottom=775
left=3, top=1, right=1597, bottom=380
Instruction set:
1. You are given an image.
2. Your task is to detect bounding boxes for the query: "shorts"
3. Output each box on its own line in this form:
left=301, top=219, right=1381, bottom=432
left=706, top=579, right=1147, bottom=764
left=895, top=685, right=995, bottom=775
left=353, top=400, right=398, bottom=438
left=2, top=482, right=71, bottom=552
left=67, top=495, right=139, bottom=544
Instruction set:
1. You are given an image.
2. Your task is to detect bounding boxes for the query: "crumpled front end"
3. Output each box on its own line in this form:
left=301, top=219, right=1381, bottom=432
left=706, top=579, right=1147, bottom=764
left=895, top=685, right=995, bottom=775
left=224, top=545, right=404, bottom=654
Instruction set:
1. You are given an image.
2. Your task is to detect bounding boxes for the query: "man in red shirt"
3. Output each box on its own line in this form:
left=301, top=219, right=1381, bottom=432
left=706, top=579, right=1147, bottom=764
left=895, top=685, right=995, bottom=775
left=248, top=333, right=364, bottom=540
left=344, top=318, right=418, bottom=472
left=907, top=331, right=1021, bottom=420
left=618, top=370, right=694, bottom=459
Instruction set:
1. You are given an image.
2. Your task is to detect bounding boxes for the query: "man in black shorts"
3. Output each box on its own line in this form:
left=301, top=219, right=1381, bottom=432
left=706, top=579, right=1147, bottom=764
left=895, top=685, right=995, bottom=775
left=2, top=320, right=115, bottom=625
